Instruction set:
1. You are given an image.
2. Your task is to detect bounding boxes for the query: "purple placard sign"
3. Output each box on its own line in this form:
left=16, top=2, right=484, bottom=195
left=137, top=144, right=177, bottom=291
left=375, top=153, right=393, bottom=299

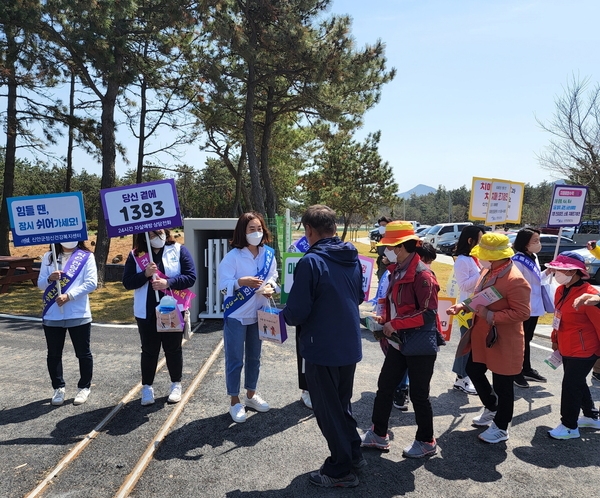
left=100, top=179, right=182, bottom=238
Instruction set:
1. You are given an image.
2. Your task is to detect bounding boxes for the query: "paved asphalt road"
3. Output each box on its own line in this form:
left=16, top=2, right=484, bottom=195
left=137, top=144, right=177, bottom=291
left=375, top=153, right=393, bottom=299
left=1, top=313, right=599, bottom=497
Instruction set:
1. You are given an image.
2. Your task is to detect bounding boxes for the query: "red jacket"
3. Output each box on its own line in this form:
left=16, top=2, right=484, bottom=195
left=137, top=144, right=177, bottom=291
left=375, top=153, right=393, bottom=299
left=550, top=280, right=600, bottom=358
left=384, top=254, right=440, bottom=331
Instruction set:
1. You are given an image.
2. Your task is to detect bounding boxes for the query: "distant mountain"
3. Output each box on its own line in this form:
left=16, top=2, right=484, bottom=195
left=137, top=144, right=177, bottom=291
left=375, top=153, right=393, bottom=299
left=398, top=184, right=436, bottom=199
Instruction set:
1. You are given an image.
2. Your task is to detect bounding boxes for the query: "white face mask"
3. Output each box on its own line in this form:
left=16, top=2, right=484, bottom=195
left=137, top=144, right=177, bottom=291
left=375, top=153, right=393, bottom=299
left=527, top=241, right=542, bottom=254
left=384, top=248, right=398, bottom=263
left=554, top=272, right=573, bottom=285
left=378, top=226, right=386, bottom=235
left=61, top=241, right=78, bottom=250
left=150, top=234, right=166, bottom=249
left=479, top=260, right=492, bottom=270
left=246, top=231, right=263, bottom=246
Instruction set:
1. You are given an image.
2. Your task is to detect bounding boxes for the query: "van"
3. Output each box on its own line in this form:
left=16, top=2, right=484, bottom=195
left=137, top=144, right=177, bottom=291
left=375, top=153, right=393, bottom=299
left=425, top=222, right=472, bottom=250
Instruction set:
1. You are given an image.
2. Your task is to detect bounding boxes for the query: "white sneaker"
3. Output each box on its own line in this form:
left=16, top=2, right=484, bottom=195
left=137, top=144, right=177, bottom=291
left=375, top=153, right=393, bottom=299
left=478, top=422, right=509, bottom=443
left=577, top=416, right=600, bottom=429
left=244, top=393, right=270, bottom=412
left=453, top=376, right=477, bottom=395
left=73, top=388, right=90, bottom=406
left=141, top=385, right=155, bottom=406
left=51, top=387, right=66, bottom=406
left=301, top=390, right=313, bottom=410
left=230, top=403, right=246, bottom=423
left=168, top=382, right=182, bottom=404
left=548, top=423, right=580, bottom=440
left=472, top=407, right=497, bottom=427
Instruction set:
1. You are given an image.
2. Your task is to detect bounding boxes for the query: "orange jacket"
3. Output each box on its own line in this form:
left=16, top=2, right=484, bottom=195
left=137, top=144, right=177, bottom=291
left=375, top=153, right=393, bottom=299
left=550, top=280, right=600, bottom=358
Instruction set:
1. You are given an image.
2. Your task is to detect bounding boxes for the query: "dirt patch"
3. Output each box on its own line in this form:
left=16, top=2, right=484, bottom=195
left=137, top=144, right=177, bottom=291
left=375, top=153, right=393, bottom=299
left=9, top=232, right=185, bottom=264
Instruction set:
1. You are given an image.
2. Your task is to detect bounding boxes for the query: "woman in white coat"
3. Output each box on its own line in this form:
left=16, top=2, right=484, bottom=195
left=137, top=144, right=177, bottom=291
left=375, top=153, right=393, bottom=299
left=38, top=241, right=97, bottom=406
left=218, top=212, right=278, bottom=423
left=450, top=225, right=484, bottom=395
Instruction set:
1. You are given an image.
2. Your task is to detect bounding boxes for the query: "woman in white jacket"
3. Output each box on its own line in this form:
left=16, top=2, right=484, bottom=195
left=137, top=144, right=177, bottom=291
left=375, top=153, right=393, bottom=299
left=511, top=228, right=550, bottom=387
left=451, top=225, right=484, bottom=395
left=218, top=212, right=278, bottom=423
left=38, top=241, right=97, bottom=406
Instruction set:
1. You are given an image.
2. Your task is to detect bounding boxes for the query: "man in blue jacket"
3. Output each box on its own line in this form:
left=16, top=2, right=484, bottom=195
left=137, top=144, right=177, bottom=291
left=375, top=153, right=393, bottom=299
left=283, top=205, right=364, bottom=488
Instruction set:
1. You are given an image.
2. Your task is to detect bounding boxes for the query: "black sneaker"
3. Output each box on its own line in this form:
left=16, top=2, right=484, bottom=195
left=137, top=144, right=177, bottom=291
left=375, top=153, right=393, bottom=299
left=393, top=388, right=409, bottom=411
left=514, top=374, right=529, bottom=388
left=523, top=369, right=547, bottom=383
left=309, top=470, right=359, bottom=488
left=592, top=372, right=600, bottom=383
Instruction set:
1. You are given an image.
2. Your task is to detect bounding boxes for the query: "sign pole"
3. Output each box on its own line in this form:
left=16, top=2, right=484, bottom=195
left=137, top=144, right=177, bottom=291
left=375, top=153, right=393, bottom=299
left=553, top=227, right=563, bottom=261
left=144, top=232, right=160, bottom=302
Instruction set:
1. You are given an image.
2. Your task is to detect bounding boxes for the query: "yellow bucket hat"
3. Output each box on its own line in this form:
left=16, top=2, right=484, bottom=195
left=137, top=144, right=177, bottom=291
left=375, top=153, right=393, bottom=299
left=470, top=233, right=514, bottom=261
left=376, top=221, right=421, bottom=246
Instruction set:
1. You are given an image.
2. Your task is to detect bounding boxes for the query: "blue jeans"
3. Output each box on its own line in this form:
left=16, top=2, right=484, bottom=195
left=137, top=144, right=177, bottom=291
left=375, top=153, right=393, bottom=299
left=452, top=325, right=470, bottom=378
left=224, top=317, right=262, bottom=396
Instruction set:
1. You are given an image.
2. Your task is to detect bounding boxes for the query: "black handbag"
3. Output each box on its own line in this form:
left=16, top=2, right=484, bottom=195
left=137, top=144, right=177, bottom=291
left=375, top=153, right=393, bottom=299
left=399, top=323, right=440, bottom=356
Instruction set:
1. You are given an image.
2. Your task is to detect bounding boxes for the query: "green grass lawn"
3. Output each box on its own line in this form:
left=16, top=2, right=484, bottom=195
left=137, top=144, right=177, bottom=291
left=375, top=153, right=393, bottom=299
left=0, top=281, right=134, bottom=324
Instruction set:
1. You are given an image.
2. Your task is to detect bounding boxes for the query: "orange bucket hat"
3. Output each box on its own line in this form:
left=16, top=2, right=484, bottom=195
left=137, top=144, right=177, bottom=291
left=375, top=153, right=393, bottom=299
left=376, top=221, right=422, bottom=246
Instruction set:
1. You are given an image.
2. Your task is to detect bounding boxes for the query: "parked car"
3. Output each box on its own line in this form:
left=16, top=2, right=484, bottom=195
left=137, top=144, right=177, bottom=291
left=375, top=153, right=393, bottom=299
left=506, top=233, right=586, bottom=269
left=575, top=221, right=600, bottom=234
left=425, top=222, right=472, bottom=251
left=437, top=239, right=457, bottom=255
left=415, top=225, right=431, bottom=236
left=571, top=247, right=600, bottom=285
left=369, top=226, right=381, bottom=242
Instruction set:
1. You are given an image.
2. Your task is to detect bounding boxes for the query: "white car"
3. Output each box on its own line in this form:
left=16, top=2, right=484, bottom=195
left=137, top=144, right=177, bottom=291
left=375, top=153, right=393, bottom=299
left=425, top=222, right=472, bottom=250
left=570, top=247, right=600, bottom=285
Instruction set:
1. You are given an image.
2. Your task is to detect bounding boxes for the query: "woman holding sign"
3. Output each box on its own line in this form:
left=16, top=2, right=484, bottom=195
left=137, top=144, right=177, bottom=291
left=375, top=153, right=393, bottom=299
left=38, top=241, right=97, bottom=406
left=447, top=233, right=530, bottom=443
left=218, top=212, right=278, bottom=423
left=123, top=229, right=196, bottom=406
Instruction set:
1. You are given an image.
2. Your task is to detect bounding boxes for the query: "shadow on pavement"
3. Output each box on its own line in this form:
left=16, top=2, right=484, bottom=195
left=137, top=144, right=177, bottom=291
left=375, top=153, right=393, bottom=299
left=0, top=399, right=55, bottom=426
left=155, top=401, right=315, bottom=461
left=512, top=425, right=600, bottom=468
left=224, top=454, right=419, bottom=497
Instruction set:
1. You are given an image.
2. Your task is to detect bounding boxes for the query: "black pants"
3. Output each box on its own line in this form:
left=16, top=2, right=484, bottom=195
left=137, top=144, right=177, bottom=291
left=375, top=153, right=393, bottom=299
left=44, top=323, right=93, bottom=390
left=372, top=345, right=436, bottom=442
left=136, top=317, right=183, bottom=386
left=561, top=355, right=599, bottom=429
left=296, top=332, right=308, bottom=391
left=521, top=315, right=539, bottom=373
left=304, top=360, right=362, bottom=478
left=466, top=353, right=514, bottom=431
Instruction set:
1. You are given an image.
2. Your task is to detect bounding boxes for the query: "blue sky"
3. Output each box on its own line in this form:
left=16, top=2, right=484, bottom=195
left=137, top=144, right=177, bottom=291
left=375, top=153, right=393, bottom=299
left=328, top=0, right=600, bottom=191
left=19, top=0, right=600, bottom=193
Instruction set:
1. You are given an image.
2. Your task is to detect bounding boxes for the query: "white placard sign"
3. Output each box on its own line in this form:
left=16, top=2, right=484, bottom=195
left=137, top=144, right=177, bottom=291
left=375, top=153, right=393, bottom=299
left=469, top=177, right=492, bottom=220
left=547, top=184, right=588, bottom=227
left=485, top=179, right=511, bottom=224
left=506, top=182, right=525, bottom=224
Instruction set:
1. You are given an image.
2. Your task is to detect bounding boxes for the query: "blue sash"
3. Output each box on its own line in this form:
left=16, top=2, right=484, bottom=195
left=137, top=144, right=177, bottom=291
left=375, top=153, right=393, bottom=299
left=294, top=236, right=311, bottom=252
left=223, top=245, right=274, bottom=318
left=42, top=250, right=91, bottom=315
left=512, top=253, right=541, bottom=280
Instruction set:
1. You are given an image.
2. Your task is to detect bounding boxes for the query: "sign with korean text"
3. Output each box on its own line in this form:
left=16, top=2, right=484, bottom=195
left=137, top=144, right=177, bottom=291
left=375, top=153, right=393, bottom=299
left=469, top=177, right=524, bottom=224
left=469, top=177, right=492, bottom=220
left=100, top=179, right=182, bottom=237
left=485, top=179, right=511, bottom=224
left=505, top=181, right=525, bottom=224
left=547, top=184, right=588, bottom=227
left=7, top=192, right=87, bottom=247
left=280, top=252, right=304, bottom=304
left=358, top=255, right=375, bottom=302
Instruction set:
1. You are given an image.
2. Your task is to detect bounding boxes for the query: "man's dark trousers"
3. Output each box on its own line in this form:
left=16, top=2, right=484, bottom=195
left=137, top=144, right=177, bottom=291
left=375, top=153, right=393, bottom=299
left=305, top=360, right=362, bottom=478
